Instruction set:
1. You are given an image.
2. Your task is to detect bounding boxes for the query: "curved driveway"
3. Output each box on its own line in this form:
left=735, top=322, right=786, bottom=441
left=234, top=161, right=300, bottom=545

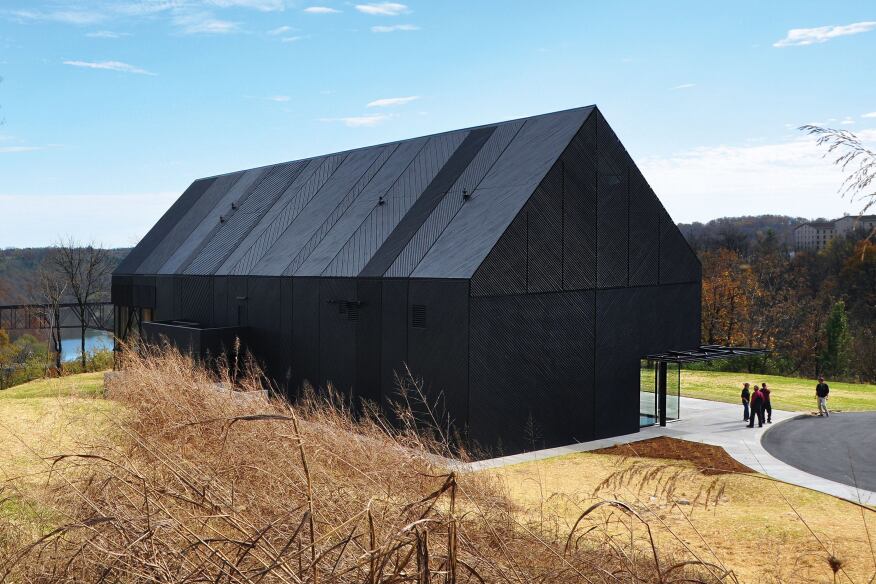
left=762, top=412, right=876, bottom=493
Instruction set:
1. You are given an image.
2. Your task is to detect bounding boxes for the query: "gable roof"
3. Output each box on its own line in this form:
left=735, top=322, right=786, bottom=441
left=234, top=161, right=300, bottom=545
left=115, top=106, right=595, bottom=279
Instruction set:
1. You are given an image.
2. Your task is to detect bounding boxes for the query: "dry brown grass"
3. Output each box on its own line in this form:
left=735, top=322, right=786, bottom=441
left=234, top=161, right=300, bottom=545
left=0, top=345, right=734, bottom=583
left=492, top=450, right=876, bottom=583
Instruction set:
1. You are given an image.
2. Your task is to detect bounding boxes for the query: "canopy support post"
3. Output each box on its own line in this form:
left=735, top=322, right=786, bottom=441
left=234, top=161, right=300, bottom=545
left=658, top=361, right=667, bottom=427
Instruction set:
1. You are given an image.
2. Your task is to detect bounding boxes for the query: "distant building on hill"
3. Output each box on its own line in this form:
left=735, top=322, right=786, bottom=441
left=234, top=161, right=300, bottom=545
left=794, top=215, right=876, bottom=251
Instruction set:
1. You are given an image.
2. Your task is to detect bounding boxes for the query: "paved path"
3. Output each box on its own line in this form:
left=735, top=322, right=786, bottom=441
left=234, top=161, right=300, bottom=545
left=464, top=397, right=876, bottom=505
left=762, top=412, right=876, bottom=493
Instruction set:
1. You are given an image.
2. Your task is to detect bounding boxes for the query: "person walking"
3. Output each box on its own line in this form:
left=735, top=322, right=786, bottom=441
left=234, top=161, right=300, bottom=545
left=816, top=376, right=830, bottom=417
left=761, top=382, right=772, bottom=423
left=741, top=383, right=751, bottom=422
left=748, top=384, right=765, bottom=428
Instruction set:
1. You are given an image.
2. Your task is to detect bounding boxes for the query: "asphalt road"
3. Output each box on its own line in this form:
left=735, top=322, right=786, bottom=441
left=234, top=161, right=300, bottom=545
left=762, top=412, right=876, bottom=493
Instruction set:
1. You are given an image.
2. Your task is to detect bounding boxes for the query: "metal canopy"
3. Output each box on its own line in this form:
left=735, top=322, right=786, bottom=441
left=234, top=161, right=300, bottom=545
left=645, top=344, right=768, bottom=364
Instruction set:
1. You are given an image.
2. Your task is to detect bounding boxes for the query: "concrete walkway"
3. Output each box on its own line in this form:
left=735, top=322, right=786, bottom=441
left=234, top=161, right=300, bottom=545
left=464, top=396, right=876, bottom=505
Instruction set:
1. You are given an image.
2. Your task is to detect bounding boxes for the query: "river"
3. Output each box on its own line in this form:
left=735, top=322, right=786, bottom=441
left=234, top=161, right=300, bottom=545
left=60, top=330, right=113, bottom=362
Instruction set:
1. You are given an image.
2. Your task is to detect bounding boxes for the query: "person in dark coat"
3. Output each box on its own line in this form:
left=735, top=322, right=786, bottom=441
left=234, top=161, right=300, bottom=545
left=741, top=383, right=751, bottom=421
left=761, top=382, right=772, bottom=423
left=816, top=376, right=830, bottom=417
left=748, top=385, right=765, bottom=428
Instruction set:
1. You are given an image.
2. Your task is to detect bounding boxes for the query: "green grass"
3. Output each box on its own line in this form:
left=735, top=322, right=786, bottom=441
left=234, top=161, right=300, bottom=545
left=680, top=369, right=876, bottom=412
left=0, top=371, right=105, bottom=400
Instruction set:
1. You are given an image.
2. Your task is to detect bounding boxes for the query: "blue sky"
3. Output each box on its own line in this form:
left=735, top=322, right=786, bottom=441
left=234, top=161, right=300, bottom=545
left=0, top=0, right=874, bottom=247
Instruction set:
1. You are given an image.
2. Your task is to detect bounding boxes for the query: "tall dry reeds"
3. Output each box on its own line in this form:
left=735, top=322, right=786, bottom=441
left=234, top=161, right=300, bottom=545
left=0, top=344, right=732, bottom=583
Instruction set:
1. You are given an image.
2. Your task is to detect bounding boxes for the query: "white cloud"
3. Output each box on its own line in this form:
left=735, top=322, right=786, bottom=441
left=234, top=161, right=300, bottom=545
left=267, top=25, right=292, bottom=34
left=319, top=113, right=393, bottom=127
left=774, top=21, right=876, bottom=47
left=863, top=112, right=876, bottom=118
left=86, top=30, right=130, bottom=38
left=8, top=9, right=106, bottom=25
left=63, top=59, right=156, bottom=75
left=172, top=12, right=238, bottom=34
left=671, top=83, right=696, bottom=90
left=111, top=2, right=178, bottom=17
left=281, top=35, right=304, bottom=42
left=371, top=23, right=418, bottom=33
left=355, top=2, right=408, bottom=16
left=206, top=0, right=286, bottom=10
left=267, top=95, right=290, bottom=102
left=367, top=95, right=419, bottom=107
left=639, top=133, right=876, bottom=222
left=840, top=117, right=855, bottom=125
left=303, top=6, right=340, bottom=13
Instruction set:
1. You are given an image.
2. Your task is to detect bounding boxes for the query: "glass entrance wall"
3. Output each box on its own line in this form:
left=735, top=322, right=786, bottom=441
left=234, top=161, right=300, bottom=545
left=639, top=360, right=657, bottom=427
left=666, top=362, right=681, bottom=421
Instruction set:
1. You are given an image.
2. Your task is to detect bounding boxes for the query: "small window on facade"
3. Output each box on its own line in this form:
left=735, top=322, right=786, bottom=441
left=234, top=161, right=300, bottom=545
left=345, top=302, right=360, bottom=322
left=411, top=304, right=426, bottom=328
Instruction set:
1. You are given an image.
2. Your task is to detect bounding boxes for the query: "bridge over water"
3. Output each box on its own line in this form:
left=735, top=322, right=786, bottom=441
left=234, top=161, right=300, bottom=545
left=0, top=302, right=113, bottom=333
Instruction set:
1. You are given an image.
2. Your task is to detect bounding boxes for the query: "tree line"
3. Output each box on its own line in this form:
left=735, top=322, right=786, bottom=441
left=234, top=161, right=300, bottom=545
left=695, top=225, right=874, bottom=382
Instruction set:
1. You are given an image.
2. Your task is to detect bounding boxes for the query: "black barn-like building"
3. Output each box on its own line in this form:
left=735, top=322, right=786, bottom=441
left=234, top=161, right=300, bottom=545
left=112, top=106, right=701, bottom=452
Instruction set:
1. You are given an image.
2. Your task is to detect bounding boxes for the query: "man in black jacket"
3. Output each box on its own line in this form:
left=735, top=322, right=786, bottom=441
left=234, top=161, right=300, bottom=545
left=741, top=383, right=751, bottom=422
left=816, top=377, right=830, bottom=417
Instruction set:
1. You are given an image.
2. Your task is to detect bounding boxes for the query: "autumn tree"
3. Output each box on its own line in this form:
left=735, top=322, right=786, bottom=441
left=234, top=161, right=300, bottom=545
left=700, top=248, right=750, bottom=346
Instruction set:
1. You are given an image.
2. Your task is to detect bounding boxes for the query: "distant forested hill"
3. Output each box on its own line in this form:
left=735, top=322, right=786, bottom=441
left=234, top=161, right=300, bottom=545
left=0, top=248, right=129, bottom=305
left=677, top=215, right=813, bottom=253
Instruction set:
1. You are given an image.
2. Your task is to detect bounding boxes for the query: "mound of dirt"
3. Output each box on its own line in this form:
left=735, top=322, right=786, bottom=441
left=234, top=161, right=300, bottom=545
left=594, top=436, right=754, bottom=475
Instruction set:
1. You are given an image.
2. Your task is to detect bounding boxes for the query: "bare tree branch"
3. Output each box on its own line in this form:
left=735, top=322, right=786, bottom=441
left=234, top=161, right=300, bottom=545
left=50, top=237, right=111, bottom=369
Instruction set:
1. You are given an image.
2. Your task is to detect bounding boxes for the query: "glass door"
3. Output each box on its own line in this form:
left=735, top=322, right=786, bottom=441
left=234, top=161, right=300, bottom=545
left=639, top=360, right=657, bottom=427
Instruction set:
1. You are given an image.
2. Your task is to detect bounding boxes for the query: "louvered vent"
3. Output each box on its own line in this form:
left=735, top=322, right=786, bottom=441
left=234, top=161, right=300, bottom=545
left=411, top=304, right=426, bottom=329
left=345, top=302, right=360, bottom=322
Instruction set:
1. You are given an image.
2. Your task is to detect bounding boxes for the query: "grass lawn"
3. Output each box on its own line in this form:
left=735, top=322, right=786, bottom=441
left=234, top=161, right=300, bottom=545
left=490, top=450, right=876, bottom=583
left=0, top=372, right=113, bottom=533
left=680, top=369, right=876, bottom=412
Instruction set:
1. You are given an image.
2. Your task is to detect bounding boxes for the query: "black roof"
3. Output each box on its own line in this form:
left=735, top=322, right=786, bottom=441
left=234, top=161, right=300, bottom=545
left=116, top=106, right=595, bottom=279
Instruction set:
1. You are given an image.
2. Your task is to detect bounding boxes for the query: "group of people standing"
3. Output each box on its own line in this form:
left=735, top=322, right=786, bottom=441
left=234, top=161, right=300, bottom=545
left=740, top=382, right=772, bottom=427
left=740, top=377, right=832, bottom=425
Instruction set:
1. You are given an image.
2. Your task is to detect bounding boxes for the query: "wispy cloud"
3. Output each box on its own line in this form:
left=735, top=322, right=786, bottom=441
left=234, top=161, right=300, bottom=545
left=303, top=6, right=340, bottom=13
left=671, top=83, right=696, bottom=90
left=281, top=35, right=304, bottom=42
left=8, top=9, right=105, bottom=25
left=639, top=134, right=876, bottom=220
left=266, top=95, right=290, bottom=102
left=355, top=2, right=409, bottom=16
left=206, top=0, right=286, bottom=11
left=172, top=12, right=238, bottom=34
left=774, top=21, right=876, bottom=47
left=367, top=96, right=419, bottom=107
left=319, top=113, right=393, bottom=127
left=267, top=25, right=292, bottom=34
left=86, top=30, right=130, bottom=38
left=371, top=23, right=418, bottom=33
left=63, top=59, right=156, bottom=75
left=863, top=112, right=876, bottom=119
left=0, top=145, right=44, bottom=153
left=112, top=2, right=178, bottom=17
